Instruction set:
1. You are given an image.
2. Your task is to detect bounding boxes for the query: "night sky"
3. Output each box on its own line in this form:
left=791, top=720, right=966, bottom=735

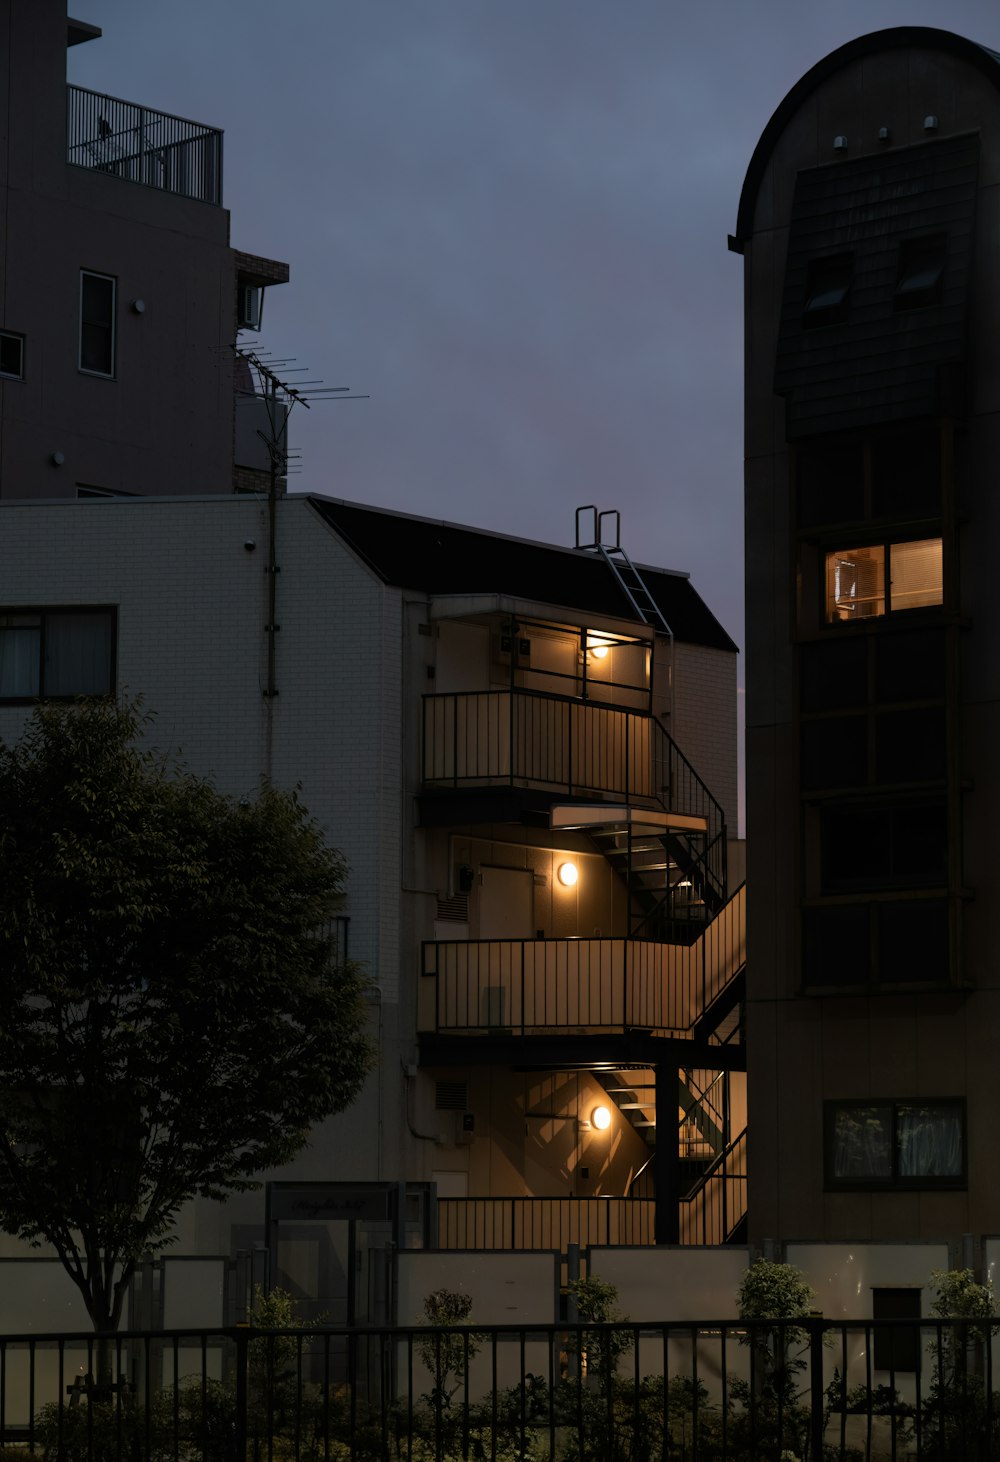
left=68, top=2, right=1000, bottom=829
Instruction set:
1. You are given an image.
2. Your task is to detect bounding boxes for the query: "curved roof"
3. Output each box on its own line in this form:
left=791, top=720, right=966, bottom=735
left=734, top=27, right=1000, bottom=247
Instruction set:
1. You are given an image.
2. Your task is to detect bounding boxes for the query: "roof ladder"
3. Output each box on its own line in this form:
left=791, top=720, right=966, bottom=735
left=575, top=505, right=672, bottom=634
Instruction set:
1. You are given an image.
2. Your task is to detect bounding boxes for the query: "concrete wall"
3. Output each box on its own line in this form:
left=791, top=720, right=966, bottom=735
left=0, top=0, right=281, bottom=500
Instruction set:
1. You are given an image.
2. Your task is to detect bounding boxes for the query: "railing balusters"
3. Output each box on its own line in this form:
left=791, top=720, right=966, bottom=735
left=67, top=85, right=222, bottom=204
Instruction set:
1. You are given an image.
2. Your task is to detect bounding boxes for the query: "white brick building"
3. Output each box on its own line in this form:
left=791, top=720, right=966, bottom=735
left=0, top=493, right=743, bottom=1325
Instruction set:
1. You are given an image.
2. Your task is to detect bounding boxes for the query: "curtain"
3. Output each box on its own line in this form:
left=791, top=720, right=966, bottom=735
left=897, top=1104, right=962, bottom=1178
left=44, top=612, right=111, bottom=695
left=0, top=620, right=40, bottom=697
left=833, top=1105, right=892, bottom=1179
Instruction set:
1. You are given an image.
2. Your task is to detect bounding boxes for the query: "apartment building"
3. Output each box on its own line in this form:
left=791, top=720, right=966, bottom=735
left=735, top=26, right=1000, bottom=1250
left=0, top=1, right=287, bottom=501
left=0, top=493, right=743, bottom=1324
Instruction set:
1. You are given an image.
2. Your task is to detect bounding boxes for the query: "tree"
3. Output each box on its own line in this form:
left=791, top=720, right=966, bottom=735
left=0, top=698, right=373, bottom=1336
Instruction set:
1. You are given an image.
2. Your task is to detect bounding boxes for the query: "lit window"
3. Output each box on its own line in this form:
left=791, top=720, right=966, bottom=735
left=825, top=539, right=942, bottom=622
left=825, top=1099, right=964, bottom=1189
left=0, top=330, right=24, bottom=380
left=79, top=271, right=116, bottom=376
left=0, top=608, right=115, bottom=701
left=827, top=545, right=885, bottom=620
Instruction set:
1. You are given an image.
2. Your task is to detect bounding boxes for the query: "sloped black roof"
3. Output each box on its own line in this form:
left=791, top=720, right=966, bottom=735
left=308, top=496, right=737, bottom=653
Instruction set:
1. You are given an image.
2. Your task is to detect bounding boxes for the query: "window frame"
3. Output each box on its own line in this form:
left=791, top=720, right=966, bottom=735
left=79, top=270, right=117, bottom=378
left=0, top=605, right=117, bottom=704
left=823, top=536, right=943, bottom=626
left=802, top=253, right=854, bottom=328
left=894, top=234, right=947, bottom=312
left=824, top=1098, right=966, bottom=1192
left=0, top=329, right=25, bottom=381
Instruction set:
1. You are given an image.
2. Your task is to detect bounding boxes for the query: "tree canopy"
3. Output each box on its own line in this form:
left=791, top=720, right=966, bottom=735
left=0, top=699, right=373, bottom=1331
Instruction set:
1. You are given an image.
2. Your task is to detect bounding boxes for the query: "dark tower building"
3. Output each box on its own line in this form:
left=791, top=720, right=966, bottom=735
left=736, top=28, right=1000, bottom=1244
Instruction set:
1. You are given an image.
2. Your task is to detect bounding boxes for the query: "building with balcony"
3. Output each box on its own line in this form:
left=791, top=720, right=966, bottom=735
left=736, top=27, right=1000, bottom=1249
left=0, top=1, right=288, bottom=501
left=0, top=491, right=744, bottom=1324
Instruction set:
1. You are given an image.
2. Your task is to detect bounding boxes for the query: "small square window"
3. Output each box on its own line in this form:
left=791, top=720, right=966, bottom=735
left=0, top=331, right=24, bottom=380
left=79, top=270, right=116, bottom=377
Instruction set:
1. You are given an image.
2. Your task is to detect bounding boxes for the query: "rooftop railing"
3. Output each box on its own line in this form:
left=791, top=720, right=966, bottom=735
left=67, top=85, right=222, bottom=205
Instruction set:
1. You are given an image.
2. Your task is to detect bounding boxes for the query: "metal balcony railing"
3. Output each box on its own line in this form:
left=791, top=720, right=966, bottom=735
left=423, top=688, right=728, bottom=914
left=423, top=688, right=657, bottom=803
left=678, top=1127, right=748, bottom=1246
left=67, top=85, right=223, bottom=204
left=420, top=883, right=745, bottom=1039
left=437, top=1195, right=655, bottom=1253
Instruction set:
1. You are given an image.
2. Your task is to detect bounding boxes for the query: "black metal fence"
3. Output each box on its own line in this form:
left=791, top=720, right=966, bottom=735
left=67, top=85, right=223, bottom=205
left=1, top=1316, right=998, bottom=1459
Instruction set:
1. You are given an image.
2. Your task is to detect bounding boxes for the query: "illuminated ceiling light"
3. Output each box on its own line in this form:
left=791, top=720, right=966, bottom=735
left=592, top=1105, right=612, bottom=1131
left=588, top=634, right=610, bottom=660
left=677, top=879, right=693, bottom=889
left=557, top=861, right=578, bottom=887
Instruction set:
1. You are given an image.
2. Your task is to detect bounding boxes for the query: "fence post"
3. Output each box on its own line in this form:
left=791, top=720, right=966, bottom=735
left=233, top=1324, right=249, bottom=1462
left=809, top=1317, right=825, bottom=1462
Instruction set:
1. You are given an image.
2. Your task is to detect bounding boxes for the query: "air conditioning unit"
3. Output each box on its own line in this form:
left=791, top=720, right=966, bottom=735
left=238, top=284, right=263, bottom=331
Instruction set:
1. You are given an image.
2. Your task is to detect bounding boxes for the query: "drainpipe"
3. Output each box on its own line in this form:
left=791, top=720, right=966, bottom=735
left=262, top=372, right=280, bottom=781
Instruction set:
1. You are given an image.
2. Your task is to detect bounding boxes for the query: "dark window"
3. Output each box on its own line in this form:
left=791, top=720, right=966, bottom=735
left=871, top=429, right=940, bottom=517
left=875, top=630, right=946, bottom=702
left=802, top=904, right=870, bottom=986
left=79, top=271, right=116, bottom=376
left=76, top=485, right=136, bottom=500
left=797, top=443, right=865, bottom=527
left=0, top=330, right=24, bottom=380
left=873, top=1288, right=921, bottom=1372
left=875, top=707, right=946, bottom=784
left=877, top=899, right=949, bottom=983
left=820, top=802, right=947, bottom=892
left=800, top=637, right=868, bottom=713
left=803, top=898, right=950, bottom=989
left=894, top=236, right=946, bottom=312
left=825, top=1099, right=964, bottom=1189
left=803, top=254, right=853, bottom=328
left=0, top=608, right=115, bottom=701
left=800, top=716, right=867, bottom=791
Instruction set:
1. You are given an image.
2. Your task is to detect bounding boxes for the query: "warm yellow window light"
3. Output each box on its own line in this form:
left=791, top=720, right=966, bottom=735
left=592, top=1105, right=612, bottom=1131
left=557, top=861, right=578, bottom=887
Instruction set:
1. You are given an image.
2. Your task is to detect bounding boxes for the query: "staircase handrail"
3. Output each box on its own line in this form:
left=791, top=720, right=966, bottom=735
left=679, top=1069, right=727, bottom=1146
left=675, top=1122, right=745, bottom=1239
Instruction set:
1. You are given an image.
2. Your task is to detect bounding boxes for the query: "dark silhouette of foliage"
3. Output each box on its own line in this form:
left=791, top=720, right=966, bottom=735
left=0, top=699, right=372, bottom=1336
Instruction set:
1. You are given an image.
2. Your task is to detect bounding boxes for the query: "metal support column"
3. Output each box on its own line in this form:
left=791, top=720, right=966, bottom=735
left=654, top=1062, right=680, bottom=1244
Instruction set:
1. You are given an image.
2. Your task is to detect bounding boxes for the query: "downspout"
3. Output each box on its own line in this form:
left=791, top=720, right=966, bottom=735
left=262, top=372, right=279, bottom=781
